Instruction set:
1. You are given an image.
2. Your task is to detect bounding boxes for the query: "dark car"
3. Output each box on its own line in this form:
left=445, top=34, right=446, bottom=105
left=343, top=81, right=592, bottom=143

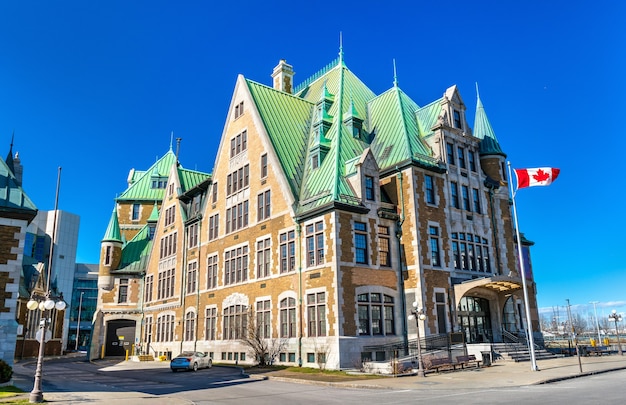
left=170, top=351, right=213, bottom=372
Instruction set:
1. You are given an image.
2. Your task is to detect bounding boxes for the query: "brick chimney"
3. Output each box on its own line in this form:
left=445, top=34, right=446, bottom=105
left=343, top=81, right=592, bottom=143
left=271, top=59, right=295, bottom=94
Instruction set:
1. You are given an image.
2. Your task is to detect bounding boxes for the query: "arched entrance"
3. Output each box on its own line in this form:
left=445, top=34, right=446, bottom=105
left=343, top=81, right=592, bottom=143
left=457, top=296, right=492, bottom=343
left=105, top=319, right=136, bottom=356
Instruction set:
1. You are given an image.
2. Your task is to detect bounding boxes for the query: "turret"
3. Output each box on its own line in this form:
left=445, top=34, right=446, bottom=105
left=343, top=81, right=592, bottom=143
left=99, top=206, right=122, bottom=291
left=474, top=88, right=507, bottom=184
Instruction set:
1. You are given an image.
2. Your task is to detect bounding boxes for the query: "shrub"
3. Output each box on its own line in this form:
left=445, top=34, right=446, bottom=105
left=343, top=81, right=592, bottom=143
left=0, top=359, right=13, bottom=383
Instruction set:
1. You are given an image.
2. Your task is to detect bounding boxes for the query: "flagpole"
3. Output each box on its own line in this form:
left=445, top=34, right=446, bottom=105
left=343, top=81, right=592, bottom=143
left=507, top=161, right=539, bottom=372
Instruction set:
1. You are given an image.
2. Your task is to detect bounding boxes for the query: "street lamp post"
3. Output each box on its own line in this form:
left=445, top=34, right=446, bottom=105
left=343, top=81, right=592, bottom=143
left=75, top=292, right=84, bottom=351
left=408, top=302, right=426, bottom=377
left=590, top=301, right=602, bottom=347
left=28, top=166, right=64, bottom=403
left=609, top=310, right=623, bottom=356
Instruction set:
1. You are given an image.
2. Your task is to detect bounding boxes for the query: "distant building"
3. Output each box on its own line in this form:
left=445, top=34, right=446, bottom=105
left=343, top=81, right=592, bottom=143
left=68, top=264, right=98, bottom=351
left=93, top=54, right=541, bottom=369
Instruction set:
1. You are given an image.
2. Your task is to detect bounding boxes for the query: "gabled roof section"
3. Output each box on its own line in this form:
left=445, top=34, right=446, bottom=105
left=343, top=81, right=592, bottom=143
left=415, top=97, right=444, bottom=136
left=114, top=224, right=152, bottom=274
left=117, top=150, right=177, bottom=201
left=474, top=89, right=506, bottom=157
left=369, top=86, right=436, bottom=170
left=102, top=206, right=122, bottom=242
left=246, top=79, right=313, bottom=196
left=177, top=167, right=211, bottom=194
left=0, top=151, right=36, bottom=216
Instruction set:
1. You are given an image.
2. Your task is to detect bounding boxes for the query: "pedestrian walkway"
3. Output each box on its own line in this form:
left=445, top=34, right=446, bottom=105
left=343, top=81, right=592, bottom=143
left=4, top=355, right=626, bottom=404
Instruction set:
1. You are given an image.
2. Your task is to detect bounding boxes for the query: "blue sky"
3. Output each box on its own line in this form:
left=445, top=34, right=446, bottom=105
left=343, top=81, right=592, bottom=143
left=1, top=1, right=624, bottom=316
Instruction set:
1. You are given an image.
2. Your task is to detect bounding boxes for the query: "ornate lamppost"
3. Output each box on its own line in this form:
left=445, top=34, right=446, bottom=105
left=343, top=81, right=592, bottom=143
left=408, top=302, right=426, bottom=377
left=609, top=310, right=623, bottom=356
left=28, top=166, right=64, bottom=403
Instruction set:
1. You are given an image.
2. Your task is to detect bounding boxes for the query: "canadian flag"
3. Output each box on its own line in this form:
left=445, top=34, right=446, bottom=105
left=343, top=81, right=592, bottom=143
left=514, top=167, right=560, bottom=189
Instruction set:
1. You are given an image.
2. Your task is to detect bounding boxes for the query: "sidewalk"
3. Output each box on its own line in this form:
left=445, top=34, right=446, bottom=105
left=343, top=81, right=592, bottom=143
left=4, top=354, right=626, bottom=404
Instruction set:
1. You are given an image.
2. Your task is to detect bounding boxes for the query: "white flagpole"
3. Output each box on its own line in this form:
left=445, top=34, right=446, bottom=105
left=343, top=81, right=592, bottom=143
left=507, top=161, right=539, bottom=372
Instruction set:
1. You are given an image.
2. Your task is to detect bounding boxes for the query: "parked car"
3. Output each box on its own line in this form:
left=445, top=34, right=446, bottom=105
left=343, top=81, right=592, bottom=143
left=170, top=351, right=213, bottom=372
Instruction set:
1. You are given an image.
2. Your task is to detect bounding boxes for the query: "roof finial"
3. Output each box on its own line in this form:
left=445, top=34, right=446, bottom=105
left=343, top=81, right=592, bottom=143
left=169, top=131, right=174, bottom=151
left=339, top=32, right=344, bottom=66
left=393, top=59, right=398, bottom=87
left=476, top=82, right=480, bottom=100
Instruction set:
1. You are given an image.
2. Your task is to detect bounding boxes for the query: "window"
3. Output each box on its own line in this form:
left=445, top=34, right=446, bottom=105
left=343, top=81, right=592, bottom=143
left=156, top=314, right=175, bottom=342
left=261, top=154, right=268, bottom=178
left=256, top=238, right=271, bottom=278
left=436, top=292, right=447, bottom=334
left=358, top=293, right=395, bottom=336
left=234, top=101, right=244, bottom=119
left=223, top=305, right=247, bottom=340
left=256, top=300, right=271, bottom=339
left=425, top=175, right=435, bottom=204
left=144, top=316, right=153, bottom=344
left=378, top=226, right=391, bottom=267
left=227, top=164, right=250, bottom=196
left=451, top=182, right=460, bottom=209
left=159, top=232, right=177, bottom=259
left=144, top=275, right=153, bottom=303
left=306, top=221, right=324, bottom=267
left=446, top=143, right=455, bottom=164
left=132, top=204, right=140, bottom=221
left=208, top=214, right=219, bottom=240
left=105, top=245, right=111, bottom=266
left=429, top=226, right=441, bottom=267
left=461, top=185, right=470, bottom=211
left=212, top=182, right=218, bottom=204
left=157, top=266, right=176, bottom=300
left=184, top=312, right=196, bottom=341
left=205, top=307, right=217, bottom=340
left=307, top=292, right=326, bottom=337
left=225, top=200, right=249, bottom=233
left=229, top=130, right=248, bottom=158
left=453, top=110, right=462, bottom=129
left=365, top=176, right=375, bottom=201
left=280, top=230, right=296, bottom=273
left=354, top=221, right=368, bottom=264
left=118, top=278, right=128, bottom=303
left=224, top=246, right=248, bottom=285
left=452, top=233, right=491, bottom=272
left=457, top=147, right=466, bottom=169
left=257, top=190, right=271, bottom=221
left=188, top=223, right=199, bottom=248
left=311, top=154, right=319, bottom=169
left=186, top=262, right=197, bottom=294
left=468, top=151, right=476, bottom=172
left=207, top=255, right=218, bottom=289
left=472, top=188, right=482, bottom=214
left=280, top=297, right=296, bottom=337
left=164, top=206, right=176, bottom=227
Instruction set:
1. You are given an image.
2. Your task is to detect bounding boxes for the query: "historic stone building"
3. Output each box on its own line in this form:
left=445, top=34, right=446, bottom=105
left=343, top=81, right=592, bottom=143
left=92, top=52, right=540, bottom=369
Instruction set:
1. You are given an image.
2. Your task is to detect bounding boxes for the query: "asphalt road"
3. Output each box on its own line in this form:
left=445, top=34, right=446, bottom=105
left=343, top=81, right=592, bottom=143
left=12, top=357, right=626, bottom=404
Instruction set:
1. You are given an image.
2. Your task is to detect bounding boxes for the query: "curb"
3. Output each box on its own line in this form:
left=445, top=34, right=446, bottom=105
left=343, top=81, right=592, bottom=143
left=533, top=366, right=626, bottom=385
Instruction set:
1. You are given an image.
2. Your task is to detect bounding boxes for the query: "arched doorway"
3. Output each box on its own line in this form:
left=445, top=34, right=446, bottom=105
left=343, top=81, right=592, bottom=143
left=457, top=296, right=492, bottom=343
left=502, top=295, right=522, bottom=334
left=105, top=319, right=136, bottom=356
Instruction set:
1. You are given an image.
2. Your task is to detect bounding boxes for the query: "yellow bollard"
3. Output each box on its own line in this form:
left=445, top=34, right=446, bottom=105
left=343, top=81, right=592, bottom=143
left=591, top=338, right=596, bottom=347
left=101, top=344, right=105, bottom=359
left=125, top=349, right=129, bottom=361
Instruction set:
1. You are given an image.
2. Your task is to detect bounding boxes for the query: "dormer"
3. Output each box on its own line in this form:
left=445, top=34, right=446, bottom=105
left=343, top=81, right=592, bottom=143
left=150, top=165, right=167, bottom=189
left=343, top=99, right=364, bottom=140
left=442, top=85, right=467, bottom=133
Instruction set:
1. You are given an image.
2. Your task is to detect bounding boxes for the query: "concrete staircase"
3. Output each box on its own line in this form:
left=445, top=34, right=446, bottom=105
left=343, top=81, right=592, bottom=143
left=492, top=342, right=560, bottom=362
left=137, top=355, right=155, bottom=361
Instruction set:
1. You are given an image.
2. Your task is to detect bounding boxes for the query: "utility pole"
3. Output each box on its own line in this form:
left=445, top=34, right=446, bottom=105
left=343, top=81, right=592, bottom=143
left=566, top=299, right=582, bottom=373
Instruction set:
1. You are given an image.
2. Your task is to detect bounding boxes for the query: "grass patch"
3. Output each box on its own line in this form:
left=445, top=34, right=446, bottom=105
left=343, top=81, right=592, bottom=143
left=0, top=386, right=25, bottom=396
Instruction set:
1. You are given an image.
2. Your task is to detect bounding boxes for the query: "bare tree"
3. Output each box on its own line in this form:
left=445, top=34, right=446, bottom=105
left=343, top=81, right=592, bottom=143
left=239, top=307, right=287, bottom=366
left=570, top=312, right=588, bottom=335
left=313, top=339, right=331, bottom=371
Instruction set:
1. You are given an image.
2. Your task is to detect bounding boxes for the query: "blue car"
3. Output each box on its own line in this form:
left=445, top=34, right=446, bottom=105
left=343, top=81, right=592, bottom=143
left=170, top=351, right=213, bottom=372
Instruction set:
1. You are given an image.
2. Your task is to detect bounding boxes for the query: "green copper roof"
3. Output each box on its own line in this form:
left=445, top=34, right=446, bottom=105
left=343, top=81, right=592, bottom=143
left=147, top=204, right=159, bottom=222
left=0, top=152, right=36, bottom=214
left=102, top=207, right=122, bottom=242
left=247, top=79, right=313, bottom=197
left=178, top=167, right=211, bottom=194
left=115, top=223, right=152, bottom=274
left=117, top=150, right=177, bottom=201
left=474, top=91, right=506, bottom=157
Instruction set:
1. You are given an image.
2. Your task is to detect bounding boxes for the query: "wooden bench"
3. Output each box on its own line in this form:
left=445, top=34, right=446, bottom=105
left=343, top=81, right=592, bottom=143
left=425, top=357, right=455, bottom=372
left=585, top=346, right=610, bottom=356
left=455, top=354, right=482, bottom=369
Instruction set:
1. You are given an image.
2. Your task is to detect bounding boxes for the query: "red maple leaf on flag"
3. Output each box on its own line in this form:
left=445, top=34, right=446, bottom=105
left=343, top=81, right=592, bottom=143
left=532, top=169, right=550, bottom=182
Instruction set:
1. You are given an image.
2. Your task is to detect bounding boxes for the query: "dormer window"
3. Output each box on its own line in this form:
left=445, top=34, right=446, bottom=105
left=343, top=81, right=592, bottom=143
left=311, top=154, right=319, bottom=169
left=453, top=110, right=462, bottom=129
left=151, top=177, right=167, bottom=189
